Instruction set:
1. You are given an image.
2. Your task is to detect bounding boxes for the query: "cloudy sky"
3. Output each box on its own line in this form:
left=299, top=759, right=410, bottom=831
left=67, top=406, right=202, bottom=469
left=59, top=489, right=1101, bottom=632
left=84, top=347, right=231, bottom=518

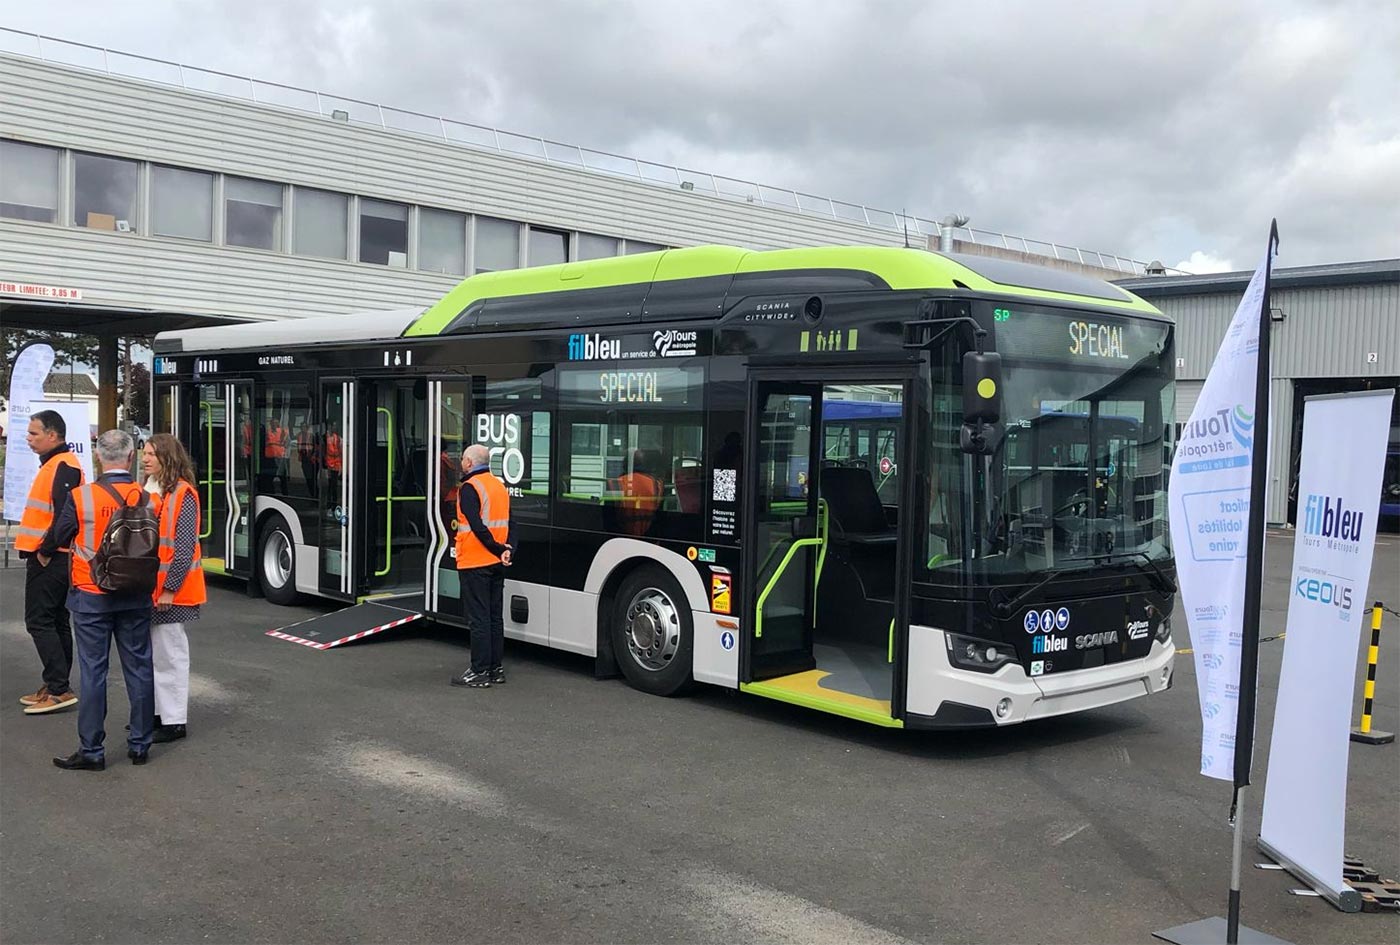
left=5, top=0, right=1397, bottom=272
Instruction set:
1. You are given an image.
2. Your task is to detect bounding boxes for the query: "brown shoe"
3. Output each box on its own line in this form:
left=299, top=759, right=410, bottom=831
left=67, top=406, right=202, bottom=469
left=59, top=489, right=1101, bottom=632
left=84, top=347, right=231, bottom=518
left=23, top=691, right=77, bottom=715
left=18, top=686, right=48, bottom=707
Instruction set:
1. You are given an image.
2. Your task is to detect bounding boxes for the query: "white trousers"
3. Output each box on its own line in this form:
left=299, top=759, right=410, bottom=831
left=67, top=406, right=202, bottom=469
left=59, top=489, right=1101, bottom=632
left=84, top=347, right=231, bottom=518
left=150, top=622, right=190, bottom=725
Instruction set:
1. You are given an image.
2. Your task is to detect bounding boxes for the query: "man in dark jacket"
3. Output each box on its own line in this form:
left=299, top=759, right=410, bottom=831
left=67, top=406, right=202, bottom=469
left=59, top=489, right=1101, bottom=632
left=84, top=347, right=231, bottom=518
left=16, top=410, right=85, bottom=715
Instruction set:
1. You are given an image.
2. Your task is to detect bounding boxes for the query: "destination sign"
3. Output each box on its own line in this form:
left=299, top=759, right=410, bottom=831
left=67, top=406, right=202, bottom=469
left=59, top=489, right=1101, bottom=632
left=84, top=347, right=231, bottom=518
left=992, top=306, right=1170, bottom=365
left=560, top=365, right=702, bottom=408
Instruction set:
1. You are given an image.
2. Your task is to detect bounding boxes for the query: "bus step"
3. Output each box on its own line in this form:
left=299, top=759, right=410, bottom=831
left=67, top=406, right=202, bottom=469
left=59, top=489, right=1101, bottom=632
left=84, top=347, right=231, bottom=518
left=266, top=601, right=424, bottom=651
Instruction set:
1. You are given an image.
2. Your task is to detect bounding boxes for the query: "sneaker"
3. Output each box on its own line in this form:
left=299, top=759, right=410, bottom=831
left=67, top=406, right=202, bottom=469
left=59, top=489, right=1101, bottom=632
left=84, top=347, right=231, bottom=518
left=450, top=670, right=492, bottom=688
left=19, top=686, right=48, bottom=707
left=24, top=691, right=77, bottom=715
left=490, top=667, right=506, bottom=685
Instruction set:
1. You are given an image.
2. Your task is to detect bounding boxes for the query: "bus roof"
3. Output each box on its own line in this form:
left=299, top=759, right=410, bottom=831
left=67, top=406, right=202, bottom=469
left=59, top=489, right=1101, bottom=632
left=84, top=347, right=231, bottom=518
left=404, top=244, right=1161, bottom=337
left=154, top=307, right=422, bottom=353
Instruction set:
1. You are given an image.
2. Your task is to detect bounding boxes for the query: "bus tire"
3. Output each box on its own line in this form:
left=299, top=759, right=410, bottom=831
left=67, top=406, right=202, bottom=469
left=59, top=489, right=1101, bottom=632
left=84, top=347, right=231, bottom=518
left=258, top=518, right=299, bottom=606
left=611, top=566, right=695, bottom=696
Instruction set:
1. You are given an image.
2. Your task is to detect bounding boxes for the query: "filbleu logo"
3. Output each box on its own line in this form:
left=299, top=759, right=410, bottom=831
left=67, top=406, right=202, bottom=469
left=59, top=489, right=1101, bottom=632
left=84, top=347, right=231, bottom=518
left=567, top=333, right=620, bottom=361
left=1302, top=493, right=1364, bottom=542
left=1031, top=634, right=1067, bottom=654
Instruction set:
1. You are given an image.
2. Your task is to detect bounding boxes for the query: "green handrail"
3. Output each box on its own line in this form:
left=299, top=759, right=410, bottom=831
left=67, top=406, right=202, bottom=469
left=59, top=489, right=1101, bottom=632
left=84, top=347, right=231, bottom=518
left=754, top=538, right=820, bottom=639
left=888, top=618, right=896, bottom=663
left=812, top=498, right=829, bottom=623
left=375, top=406, right=394, bottom=577
left=199, top=401, right=213, bottom=539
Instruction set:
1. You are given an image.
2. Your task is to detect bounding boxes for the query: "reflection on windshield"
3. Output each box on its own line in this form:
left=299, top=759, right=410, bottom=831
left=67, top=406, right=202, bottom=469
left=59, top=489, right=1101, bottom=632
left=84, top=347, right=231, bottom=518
left=977, top=346, right=1174, bottom=577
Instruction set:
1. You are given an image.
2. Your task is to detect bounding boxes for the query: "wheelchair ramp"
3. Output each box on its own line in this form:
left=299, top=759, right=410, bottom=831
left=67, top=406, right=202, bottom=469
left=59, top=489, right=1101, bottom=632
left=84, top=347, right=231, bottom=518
left=266, top=600, right=423, bottom=650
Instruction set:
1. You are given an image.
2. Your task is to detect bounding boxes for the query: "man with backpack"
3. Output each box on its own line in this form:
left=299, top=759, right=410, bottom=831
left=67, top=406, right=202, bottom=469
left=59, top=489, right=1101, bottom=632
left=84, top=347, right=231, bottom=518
left=47, top=430, right=164, bottom=771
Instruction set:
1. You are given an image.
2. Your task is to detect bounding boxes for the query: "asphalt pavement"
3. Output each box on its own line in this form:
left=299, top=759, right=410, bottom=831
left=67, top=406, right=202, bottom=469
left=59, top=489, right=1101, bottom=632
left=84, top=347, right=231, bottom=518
left=1, top=531, right=1397, bottom=944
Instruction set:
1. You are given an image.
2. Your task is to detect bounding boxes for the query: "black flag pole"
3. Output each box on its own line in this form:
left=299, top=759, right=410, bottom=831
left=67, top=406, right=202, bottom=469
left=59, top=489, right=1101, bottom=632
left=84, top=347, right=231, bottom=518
left=1156, top=222, right=1292, bottom=945
left=1226, top=218, right=1279, bottom=944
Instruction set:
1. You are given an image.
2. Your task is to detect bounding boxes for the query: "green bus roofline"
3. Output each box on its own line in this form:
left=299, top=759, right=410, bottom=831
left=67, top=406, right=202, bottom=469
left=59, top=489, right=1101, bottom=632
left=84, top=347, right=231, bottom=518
left=403, top=245, right=1160, bottom=337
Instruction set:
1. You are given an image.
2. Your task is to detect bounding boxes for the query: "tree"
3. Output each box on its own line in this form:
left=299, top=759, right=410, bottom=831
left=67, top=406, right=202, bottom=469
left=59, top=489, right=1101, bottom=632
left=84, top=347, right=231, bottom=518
left=124, top=361, right=151, bottom=427
left=0, top=328, right=99, bottom=412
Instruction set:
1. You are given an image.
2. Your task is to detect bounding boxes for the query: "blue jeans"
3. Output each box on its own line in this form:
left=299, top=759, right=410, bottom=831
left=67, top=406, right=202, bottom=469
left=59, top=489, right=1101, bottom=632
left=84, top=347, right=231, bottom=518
left=71, top=606, right=155, bottom=759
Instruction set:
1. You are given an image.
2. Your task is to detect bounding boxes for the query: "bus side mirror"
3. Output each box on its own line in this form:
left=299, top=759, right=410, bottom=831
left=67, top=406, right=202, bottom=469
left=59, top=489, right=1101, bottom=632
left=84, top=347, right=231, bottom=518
left=961, top=351, right=1002, bottom=455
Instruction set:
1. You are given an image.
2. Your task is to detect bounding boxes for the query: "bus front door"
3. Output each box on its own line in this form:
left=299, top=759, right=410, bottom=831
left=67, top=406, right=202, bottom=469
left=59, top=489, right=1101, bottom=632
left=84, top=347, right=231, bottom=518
left=745, top=382, right=823, bottom=680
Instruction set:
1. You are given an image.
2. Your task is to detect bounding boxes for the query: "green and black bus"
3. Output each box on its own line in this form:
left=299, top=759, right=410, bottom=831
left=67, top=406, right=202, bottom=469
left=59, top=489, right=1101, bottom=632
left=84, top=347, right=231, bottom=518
left=152, top=245, right=1178, bottom=729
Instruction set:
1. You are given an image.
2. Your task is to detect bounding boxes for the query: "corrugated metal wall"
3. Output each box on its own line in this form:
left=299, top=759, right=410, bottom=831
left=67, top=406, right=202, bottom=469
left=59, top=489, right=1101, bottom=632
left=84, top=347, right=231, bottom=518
left=0, top=53, right=915, bottom=321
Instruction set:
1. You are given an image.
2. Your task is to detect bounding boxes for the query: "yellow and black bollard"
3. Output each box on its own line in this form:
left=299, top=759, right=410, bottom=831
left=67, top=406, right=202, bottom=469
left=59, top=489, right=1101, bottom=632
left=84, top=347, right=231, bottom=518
left=1351, top=602, right=1394, bottom=745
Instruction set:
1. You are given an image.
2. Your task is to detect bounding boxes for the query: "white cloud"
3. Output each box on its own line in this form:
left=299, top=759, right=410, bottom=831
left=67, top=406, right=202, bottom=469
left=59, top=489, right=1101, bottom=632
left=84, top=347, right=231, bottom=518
left=1175, top=252, right=1237, bottom=274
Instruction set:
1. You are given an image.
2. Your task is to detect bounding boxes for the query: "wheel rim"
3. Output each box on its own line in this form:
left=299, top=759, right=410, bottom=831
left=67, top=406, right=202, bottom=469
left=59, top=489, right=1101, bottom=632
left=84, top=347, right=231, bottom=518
left=623, top=585, right=682, bottom=672
left=263, top=530, right=293, bottom=589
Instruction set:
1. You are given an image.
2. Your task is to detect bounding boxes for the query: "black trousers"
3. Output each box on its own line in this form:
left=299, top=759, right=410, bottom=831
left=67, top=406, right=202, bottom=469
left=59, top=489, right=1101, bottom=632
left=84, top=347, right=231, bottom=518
left=24, top=553, right=73, bottom=694
left=461, top=565, right=504, bottom=674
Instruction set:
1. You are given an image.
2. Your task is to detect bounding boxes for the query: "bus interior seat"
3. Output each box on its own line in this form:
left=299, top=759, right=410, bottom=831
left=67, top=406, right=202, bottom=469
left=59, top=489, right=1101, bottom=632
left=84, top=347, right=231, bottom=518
left=674, top=465, right=702, bottom=513
left=819, top=466, right=897, bottom=544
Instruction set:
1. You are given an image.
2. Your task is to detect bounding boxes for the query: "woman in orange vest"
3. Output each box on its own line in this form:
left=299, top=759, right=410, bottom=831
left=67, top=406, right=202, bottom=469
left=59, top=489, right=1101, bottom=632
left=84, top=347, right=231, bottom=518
left=140, top=433, right=207, bottom=744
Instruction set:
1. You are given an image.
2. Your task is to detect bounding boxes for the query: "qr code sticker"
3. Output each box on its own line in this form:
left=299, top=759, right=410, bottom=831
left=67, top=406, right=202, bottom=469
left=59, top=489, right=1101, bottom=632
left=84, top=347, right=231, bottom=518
left=712, top=468, right=737, bottom=503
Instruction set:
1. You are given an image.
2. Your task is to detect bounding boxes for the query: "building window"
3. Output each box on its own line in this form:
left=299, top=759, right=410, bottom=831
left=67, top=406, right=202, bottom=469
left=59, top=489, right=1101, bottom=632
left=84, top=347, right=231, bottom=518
left=624, top=240, right=665, bottom=255
left=225, top=177, right=283, bottom=251
left=293, top=188, right=348, bottom=259
left=418, top=207, right=466, bottom=275
left=151, top=165, right=214, bottom=241
left=0, top=140, right=60, bottom=223
left=72, top=153, right=138, bottom=232
left=474, top=216, right=520, bottom=273
left=359, top=198, right=408, bottom=267
left=577, top=233, right=620, bottom=261
left=528, top=227, right=569, bottom=267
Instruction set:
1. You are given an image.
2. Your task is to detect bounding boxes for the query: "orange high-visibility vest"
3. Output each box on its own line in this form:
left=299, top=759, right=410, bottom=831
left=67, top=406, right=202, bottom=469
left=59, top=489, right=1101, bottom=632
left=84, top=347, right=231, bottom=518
left=324, top=433, right=343, bottom=472
left=240, top=421, right=253, bottom=458
left=264, top=425, right=289, bottom=459
left=613, top=472, right=662, bottom=537
left=455, top=472, right=510, bottom=569
left=154, top=479, right=207, bottom=606
left=69, top=479, right=161, bottom=594
left=15, top=452, right=84, bottom=553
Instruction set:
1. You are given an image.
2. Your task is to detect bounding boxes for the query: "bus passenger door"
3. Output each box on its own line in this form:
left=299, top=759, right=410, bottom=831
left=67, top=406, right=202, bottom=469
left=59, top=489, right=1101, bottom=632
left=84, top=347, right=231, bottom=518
left=364, top=378, right=431, bottom=598
left=745, top=382, right=823, bottom=680
left=193, top=380, right=253, bottom=576
left=318, top=379, right=355, bottom=599
left=424, top=377, right=471, bottom=618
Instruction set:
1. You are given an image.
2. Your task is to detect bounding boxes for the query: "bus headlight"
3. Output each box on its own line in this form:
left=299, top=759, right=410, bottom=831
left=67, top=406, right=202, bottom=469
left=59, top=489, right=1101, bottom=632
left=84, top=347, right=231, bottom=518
left=944, top=632, right=1017, bottom=673
left=1155, top=615, right=1173, bottom=645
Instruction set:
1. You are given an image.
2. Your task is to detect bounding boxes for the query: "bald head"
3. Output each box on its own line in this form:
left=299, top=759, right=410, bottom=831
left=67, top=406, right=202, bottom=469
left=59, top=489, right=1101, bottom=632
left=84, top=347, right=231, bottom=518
left=463, top=444, right=491, bottom=470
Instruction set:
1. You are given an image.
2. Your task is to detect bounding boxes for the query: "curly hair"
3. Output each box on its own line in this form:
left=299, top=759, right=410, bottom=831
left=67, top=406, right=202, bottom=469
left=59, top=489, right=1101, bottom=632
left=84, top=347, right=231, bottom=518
left=145, top=433, right=197, bottom=495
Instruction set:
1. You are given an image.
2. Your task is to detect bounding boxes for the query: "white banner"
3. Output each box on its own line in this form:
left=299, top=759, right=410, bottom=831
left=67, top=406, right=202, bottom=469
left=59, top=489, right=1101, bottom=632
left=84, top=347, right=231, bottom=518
left=31, top=401, right=95, bottom=484
left=1167, top=240, right=1274, bottom=781
left=1260, top=389, right=1394, bottom=899
left=3, top=343, right=56, bottom=522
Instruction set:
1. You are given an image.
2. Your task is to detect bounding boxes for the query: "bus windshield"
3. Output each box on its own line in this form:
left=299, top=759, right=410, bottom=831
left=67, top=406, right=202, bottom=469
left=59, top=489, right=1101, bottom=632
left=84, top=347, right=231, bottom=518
left=926, top=304, right=1175, bottom=584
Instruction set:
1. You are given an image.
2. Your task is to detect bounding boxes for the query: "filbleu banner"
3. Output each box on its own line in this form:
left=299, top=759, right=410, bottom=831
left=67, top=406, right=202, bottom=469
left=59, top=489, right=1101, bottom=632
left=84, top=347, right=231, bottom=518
left=1167, top=240, right=1276, bottom=782
left=3, top=342, right=56, bottom=522
left=1260, top=389, right=1394, bottom=901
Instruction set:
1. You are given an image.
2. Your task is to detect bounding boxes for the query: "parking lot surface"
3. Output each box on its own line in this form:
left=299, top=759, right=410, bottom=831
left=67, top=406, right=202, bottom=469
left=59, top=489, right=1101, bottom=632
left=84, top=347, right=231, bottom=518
left=2, top=532, right=1396, bottom=944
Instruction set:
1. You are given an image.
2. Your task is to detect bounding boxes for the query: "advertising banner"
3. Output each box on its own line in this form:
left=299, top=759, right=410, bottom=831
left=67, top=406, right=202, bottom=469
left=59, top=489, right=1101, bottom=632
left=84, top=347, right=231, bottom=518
left=1166, top=241, right=1275, bottom=782
left=1259, top=389, right=1394, bottom=905
left=3, top=343, right=56, bottom=522
left=31, top=401, right=95, bottom=483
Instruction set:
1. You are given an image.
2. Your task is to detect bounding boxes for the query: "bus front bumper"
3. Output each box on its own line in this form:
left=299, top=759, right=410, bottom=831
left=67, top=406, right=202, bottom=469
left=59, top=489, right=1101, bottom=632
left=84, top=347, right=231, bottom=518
left=906, top=625, right=1176, bottom=728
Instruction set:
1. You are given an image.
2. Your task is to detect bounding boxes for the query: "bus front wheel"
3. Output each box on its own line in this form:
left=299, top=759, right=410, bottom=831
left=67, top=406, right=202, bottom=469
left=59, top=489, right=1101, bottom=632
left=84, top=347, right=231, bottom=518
left=612, top=566, right=695, bottom=696
left=258, top=518, right=299, bottom=606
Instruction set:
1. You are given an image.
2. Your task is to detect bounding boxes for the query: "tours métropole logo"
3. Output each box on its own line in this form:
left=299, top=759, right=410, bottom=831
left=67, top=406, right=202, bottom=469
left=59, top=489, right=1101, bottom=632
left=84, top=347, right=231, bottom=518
left=1176, top=403, right=1254, bottom=473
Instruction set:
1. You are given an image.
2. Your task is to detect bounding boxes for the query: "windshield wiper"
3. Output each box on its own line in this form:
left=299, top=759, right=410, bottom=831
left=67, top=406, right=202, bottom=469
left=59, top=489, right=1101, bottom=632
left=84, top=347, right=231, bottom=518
left=1097, top=551, right=1177, bottom=594
left=989, top=567, right=1071, bottom=619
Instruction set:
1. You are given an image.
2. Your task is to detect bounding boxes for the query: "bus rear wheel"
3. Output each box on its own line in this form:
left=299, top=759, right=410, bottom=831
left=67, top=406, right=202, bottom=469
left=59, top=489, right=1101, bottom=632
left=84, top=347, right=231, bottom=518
left=259, top=518, right=299, bottom=606
left=612, top=566, right=694, bottom=696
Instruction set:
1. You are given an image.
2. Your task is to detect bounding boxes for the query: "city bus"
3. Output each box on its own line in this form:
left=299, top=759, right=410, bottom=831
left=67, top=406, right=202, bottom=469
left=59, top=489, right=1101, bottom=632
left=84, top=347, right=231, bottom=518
left=151, top=245, right=1178, bottom=729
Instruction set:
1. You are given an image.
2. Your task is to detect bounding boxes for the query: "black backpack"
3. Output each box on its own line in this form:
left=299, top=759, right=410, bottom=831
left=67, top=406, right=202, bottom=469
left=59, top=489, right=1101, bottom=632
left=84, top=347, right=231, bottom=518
left=91, top=482, right=162, bottom=595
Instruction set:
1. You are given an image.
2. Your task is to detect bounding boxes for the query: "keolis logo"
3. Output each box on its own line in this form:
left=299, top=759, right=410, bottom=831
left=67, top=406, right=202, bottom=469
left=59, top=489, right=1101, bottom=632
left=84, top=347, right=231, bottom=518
left=1302, top=494, right=1364, bottom=542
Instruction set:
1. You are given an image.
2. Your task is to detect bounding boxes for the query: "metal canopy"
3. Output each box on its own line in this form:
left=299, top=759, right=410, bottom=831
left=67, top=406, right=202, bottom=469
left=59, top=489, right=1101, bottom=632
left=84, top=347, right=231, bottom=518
left=0, top=298, right=247, bottom=338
